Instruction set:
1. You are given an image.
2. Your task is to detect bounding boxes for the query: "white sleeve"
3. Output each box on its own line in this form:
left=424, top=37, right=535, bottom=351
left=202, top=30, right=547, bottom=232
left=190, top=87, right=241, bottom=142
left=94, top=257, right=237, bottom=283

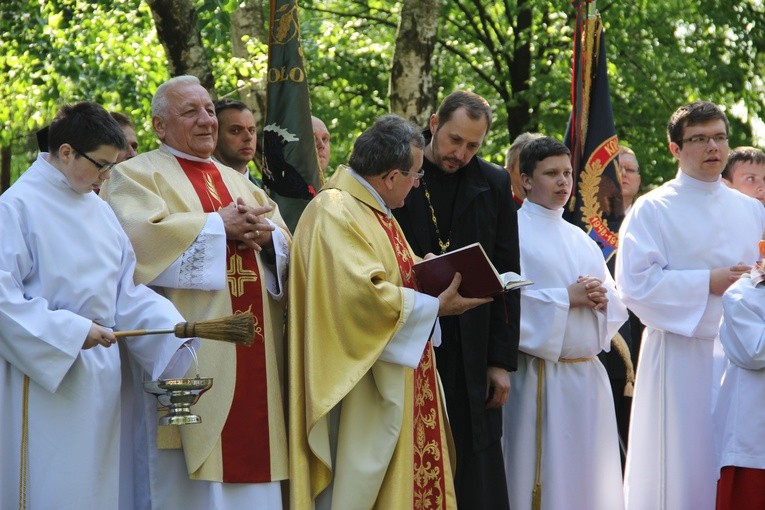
left=519, top=287, right=570, bottom=361
left=157, top=339, right=202, bottom=379
left=262, top=219, right=290, bottom=300
left=616, top=203, right=709, bottom=337
left=720, top=277, right=765, bottom=370
left=149, top=213, right=227, bottom=290
left=378, top=289, right=438, bottom=369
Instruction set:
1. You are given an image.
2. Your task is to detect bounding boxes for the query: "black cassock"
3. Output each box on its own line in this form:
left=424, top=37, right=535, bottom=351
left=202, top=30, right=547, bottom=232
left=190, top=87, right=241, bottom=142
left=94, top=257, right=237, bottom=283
left=394, top=147, right=520, bottom=510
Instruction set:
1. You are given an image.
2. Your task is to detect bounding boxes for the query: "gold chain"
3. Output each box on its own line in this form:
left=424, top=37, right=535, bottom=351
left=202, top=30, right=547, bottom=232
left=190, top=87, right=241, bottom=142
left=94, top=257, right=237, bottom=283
left=421, top=178, right=450, bottom=254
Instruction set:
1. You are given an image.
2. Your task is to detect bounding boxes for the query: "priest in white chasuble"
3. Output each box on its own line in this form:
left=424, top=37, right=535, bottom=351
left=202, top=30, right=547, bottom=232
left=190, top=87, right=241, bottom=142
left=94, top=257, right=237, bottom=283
left=100, top=75, right=291, bottom=510
left=0, top=102, right=195, bottom=510
left=288, top=114, right=491, bottom=510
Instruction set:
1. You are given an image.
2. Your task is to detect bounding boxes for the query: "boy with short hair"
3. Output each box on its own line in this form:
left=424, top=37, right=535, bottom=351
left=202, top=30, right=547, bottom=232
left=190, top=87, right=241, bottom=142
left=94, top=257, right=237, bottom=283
left=0, top=101, right=195, bottom=509
left=721, top=146, right=765, bottom=205
left=502, top=136, right=627, bottom=510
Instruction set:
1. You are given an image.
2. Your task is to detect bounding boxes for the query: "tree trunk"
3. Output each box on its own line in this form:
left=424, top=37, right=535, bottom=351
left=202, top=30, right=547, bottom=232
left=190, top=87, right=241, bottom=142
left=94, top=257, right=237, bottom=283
left=505, top=0, right=533, bottom=140
left=230, top=0, right=269, bottom=173
left=1, top=146, right=10, bottom=193
left=388, top=0, right=440, bottom=126
left=147, top=0, right=216, bottom=93
left=231, top=0, right=268, bottom=129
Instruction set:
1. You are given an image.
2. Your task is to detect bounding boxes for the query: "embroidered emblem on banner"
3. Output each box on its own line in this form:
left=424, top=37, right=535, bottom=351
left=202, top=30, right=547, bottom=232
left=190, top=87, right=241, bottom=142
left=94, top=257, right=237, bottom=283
left=579, top=135, right=620, bottom=257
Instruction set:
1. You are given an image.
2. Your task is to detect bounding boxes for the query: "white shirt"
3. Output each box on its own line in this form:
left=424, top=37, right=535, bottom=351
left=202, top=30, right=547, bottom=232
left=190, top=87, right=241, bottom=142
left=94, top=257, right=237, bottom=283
left=715, top=276, right=765, bottom=470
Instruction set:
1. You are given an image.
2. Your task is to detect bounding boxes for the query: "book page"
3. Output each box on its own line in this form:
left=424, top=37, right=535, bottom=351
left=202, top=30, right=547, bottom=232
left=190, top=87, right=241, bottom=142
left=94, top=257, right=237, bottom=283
left=499, top=271, right=533, bottom=290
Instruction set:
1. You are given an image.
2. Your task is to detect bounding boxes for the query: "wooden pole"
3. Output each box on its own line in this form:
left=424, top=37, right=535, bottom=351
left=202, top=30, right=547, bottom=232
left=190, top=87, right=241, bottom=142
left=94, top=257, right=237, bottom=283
left=1, top=146, right=11, bottom=193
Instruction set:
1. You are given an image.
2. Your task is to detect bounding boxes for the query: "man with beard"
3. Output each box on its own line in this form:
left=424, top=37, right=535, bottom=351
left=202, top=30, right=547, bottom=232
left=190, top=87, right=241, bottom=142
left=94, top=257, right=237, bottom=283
left=393, top=90, right=520, bottom=509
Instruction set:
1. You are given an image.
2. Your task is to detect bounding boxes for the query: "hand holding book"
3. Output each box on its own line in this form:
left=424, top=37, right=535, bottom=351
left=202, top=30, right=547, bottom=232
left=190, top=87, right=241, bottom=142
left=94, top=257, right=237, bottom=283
left=436, top=272, right=493, bottom=316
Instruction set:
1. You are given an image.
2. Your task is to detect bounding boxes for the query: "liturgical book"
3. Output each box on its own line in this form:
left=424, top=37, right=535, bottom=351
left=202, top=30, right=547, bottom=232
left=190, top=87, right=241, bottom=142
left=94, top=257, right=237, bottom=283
left=413, top=242, right=532, bottom=298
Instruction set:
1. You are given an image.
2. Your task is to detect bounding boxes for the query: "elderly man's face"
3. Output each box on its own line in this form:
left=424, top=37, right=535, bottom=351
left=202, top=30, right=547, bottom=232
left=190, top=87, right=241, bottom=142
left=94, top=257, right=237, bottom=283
left=154, top=82, right=218, bottom=158
left=312, top=117, right=331, bottom=172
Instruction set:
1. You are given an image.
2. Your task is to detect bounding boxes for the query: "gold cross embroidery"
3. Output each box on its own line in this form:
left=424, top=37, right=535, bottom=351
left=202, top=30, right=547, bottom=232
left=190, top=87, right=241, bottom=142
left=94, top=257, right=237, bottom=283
left=227, top=253, right=259, bottom=297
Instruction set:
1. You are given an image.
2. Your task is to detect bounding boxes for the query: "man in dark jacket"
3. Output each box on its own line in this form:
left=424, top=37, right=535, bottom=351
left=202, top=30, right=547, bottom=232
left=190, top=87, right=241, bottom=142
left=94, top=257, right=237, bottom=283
left=393, top=90, right=520, bottom=509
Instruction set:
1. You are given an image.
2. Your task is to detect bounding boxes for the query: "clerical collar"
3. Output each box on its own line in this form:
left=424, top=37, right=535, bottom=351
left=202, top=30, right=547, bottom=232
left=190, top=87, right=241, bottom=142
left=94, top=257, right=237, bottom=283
left=676, top=168, right=723, bottom=192
left=346, top=165, right=392, bottom=218
left=521, top=199, right=564, bottom=219
left=162, top=144, right=213, bottom=163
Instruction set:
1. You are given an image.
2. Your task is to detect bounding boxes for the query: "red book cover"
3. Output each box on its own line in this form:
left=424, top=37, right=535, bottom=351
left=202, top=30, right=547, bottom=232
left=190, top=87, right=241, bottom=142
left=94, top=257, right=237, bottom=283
left=412, top=242, right=531, bottom=298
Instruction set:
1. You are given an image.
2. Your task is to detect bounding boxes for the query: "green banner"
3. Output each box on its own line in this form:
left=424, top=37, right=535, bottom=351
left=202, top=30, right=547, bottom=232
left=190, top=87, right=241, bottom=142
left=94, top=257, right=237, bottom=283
left=263, top=0, right=323, bottom=232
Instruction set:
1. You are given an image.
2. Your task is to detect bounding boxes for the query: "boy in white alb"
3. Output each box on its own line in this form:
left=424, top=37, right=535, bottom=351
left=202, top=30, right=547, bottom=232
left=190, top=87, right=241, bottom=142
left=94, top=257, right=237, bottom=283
left=714, top=260, right=765, bottom=510
left=0, top=102, right=195, bottom=510
left=502, top=136, right=627, bottom=510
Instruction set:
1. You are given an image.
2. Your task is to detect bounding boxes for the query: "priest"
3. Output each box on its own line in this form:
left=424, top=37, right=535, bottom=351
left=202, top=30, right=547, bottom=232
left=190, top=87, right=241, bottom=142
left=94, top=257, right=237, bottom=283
left=101, top=76, right=291, bottom=509
left=288, top=114, right=490, bottom=509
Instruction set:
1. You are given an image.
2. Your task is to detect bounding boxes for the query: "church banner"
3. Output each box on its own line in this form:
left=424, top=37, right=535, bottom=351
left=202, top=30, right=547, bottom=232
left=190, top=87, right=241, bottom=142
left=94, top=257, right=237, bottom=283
left=563, top=1, right=622, bottom=263
left=263, top=0, right=324, bottom=232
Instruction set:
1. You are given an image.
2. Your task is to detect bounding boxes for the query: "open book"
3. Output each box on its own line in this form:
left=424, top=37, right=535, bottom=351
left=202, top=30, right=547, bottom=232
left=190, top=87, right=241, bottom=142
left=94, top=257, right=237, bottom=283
left=412, top=242, right=532, bottom=298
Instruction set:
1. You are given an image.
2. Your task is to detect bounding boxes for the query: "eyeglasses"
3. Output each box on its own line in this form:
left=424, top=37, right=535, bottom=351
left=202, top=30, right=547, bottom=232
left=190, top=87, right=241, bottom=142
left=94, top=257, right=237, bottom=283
left=71, top=146, right=117, bottom=175
left=679, top=134, right=729, bottom=147
left=401, top=169, right=425, bottom=180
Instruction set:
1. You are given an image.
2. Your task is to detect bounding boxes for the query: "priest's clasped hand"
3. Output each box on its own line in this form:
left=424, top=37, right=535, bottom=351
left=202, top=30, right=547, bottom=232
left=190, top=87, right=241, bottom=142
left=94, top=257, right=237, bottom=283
left=219, top=197, right=275, bottom=252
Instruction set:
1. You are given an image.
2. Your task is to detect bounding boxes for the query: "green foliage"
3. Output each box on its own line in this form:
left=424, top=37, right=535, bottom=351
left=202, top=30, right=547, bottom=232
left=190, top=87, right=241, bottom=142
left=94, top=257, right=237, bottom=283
left=0, top=0, right=169, bottom=180
left=301, top=0, right=399, bottom=173
left=300, top=0, right=575, bottom=168
left=602, top=0, right=765, bottom=186
left=301, top=0, right=765, bottom=186
left=3, top=0, right=765, bottom=191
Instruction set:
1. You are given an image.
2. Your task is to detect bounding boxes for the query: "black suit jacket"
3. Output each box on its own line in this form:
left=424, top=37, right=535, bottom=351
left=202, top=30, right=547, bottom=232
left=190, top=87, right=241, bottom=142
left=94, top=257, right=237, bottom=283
left=394, top=155, right=521, bottom=449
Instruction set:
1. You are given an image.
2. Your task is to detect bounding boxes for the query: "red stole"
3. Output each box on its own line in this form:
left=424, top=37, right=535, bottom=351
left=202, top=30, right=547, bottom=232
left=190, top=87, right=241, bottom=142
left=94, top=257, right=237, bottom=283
left=373, top=210, right=449, bottom=509
left=177, top=157, right=271, bottom=482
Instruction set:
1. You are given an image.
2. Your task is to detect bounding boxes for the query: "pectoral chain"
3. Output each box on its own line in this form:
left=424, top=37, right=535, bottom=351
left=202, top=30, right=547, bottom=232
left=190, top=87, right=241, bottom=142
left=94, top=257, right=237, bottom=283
left=422, top=178, right=450, bottom=254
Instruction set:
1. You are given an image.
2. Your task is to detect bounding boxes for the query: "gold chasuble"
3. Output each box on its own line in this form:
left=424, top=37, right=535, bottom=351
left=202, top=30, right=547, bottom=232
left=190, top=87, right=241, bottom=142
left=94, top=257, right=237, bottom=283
left=288, top=167, right=456, bottom=509
left=100, top=148, right=289, bottom=483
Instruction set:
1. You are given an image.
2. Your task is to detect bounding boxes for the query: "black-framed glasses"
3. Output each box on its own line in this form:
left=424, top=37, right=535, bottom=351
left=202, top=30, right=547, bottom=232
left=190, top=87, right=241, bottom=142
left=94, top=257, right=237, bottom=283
left=679, top=134, right=729, bottom=147
left=71, top=146, right=116, bottom=175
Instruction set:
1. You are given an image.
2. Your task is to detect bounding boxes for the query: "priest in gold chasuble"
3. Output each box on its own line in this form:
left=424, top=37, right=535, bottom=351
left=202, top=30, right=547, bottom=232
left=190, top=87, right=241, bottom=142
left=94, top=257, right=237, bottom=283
left=288, top=115, right=492, bottom=510
left=101, top=76, right=290, bottom=510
